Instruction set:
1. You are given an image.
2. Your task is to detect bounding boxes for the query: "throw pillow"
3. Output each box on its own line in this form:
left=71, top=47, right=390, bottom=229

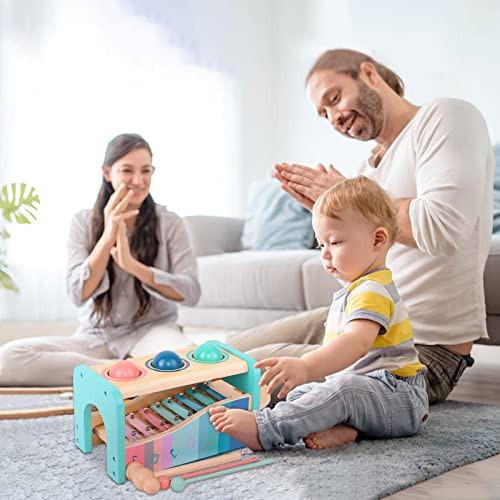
left=241, top=179, right=315, bottom=250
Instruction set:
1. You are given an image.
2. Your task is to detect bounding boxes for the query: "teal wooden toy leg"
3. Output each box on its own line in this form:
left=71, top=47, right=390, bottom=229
left=73, top=365, right=127, bottom=484
left=208, top=341, right=262, bottom=410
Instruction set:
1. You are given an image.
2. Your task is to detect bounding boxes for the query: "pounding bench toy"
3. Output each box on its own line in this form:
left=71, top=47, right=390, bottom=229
left=73, top=341, right=263, bottom=485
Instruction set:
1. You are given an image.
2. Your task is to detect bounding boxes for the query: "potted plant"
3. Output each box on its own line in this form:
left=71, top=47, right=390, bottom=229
left=0, top=182, right=40, bottom=292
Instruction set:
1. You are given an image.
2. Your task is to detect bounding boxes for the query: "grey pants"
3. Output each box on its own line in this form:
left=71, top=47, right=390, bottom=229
left=256, top=370, right=428, bottom=450
left=226, top=307, right=472, bottom=405
left=0, top=336, right=115, bottom=387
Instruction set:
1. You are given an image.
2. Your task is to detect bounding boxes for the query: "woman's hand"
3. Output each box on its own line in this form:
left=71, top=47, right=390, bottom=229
left=110, top=222, right=185, bottom=301
left=102, top=183, right=139, bottom=247
left=274, top=163, right=346, bottom=210
left=110, top=221, right=135, bottom=271
left=255, top=357, right=310, bottom=399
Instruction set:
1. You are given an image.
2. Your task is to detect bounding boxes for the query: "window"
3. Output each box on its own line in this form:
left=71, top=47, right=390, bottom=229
left=0, top=0, right=238, bottom=319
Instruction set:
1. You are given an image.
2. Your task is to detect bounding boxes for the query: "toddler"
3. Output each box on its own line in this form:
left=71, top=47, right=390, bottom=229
left=210, top=176, right=428, bottom=450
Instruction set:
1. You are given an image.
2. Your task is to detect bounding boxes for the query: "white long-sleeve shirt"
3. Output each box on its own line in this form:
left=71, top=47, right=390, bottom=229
left=358, top=98, right=493, bottom=344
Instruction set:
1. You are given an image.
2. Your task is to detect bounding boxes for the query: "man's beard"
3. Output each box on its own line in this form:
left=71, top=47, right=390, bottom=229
left=350, top=80, right=384, bottom=141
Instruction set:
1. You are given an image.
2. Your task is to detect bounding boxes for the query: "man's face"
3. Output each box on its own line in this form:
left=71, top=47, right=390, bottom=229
left=306, top=69, right=383, bottom=141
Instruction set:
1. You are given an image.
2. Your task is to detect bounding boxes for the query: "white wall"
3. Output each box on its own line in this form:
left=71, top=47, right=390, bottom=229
left=2, top=0, right=498, bottom=213
left=269, top=0, right=500, bottom=177
left=127, top=0, right=277, bottom=215
left=0, top=0, right=276, bottom=219
left=6, top=1, right=497, bottom=213
left=184, top=0, right=500, bottom=205
left=171, top=0, right=276, bottom=215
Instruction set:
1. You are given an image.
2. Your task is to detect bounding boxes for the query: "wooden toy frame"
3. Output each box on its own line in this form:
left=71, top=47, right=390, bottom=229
left=73, top=341, right=261, bottom=484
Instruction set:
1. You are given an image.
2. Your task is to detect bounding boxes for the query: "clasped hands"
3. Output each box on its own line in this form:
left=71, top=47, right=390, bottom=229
left=274, top=162, right=345, bottom=210
left=255, top=357, right=311, bottom=400
left=110, top=220, right=134, bottom=270
left=102, top=183, right=139, bottom=272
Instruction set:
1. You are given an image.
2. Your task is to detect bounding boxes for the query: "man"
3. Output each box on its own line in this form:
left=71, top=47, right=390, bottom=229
left=227, top=49, right=494, bottom=405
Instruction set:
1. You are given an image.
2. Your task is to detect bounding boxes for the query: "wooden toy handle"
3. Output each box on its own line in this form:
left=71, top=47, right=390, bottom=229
left=126, top=462, right=161, bottom=495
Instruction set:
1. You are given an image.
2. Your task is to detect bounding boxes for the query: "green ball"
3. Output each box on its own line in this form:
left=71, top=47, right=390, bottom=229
left=192, top=343, right=225, bottom=363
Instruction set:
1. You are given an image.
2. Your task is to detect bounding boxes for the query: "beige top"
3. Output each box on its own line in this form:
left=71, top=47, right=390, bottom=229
left=66, top=205, right=201, bottom=358
left=358, top=98, right=493, bottom=344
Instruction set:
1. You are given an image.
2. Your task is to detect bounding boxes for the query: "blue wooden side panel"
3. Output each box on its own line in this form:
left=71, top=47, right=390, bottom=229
left=73, top=365, right=126, bottom=484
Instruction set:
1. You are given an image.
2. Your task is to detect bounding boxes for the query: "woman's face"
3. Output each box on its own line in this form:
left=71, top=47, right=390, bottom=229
left=103, top=148, right=155, bottom=209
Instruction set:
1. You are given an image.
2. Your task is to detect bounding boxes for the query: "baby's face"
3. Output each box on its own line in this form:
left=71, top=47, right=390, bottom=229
left=313, top=211, right=382, bottom=283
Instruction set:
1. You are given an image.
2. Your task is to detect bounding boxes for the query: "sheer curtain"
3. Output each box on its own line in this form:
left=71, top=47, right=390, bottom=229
left=0, top=0, right=239, bottom=320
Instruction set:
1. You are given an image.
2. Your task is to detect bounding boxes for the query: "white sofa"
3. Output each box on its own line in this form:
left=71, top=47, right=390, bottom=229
left=178, top=215, right=500, bottom=347
left=177, top=216, right=341, bottom=329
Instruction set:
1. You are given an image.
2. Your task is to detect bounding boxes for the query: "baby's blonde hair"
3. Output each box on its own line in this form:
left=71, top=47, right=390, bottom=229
left=313, top=176, right=398, bottom=243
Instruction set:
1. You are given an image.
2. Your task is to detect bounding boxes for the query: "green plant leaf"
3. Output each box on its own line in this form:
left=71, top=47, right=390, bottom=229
left=0, top=226, right=9, bottom=240
left=0, top=183, right=40, bottom=224
left=0, top=261, right=19, bottom=292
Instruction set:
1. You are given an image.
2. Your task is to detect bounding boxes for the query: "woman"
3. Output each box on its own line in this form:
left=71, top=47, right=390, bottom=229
left=0, top=133, right=201, bottom=386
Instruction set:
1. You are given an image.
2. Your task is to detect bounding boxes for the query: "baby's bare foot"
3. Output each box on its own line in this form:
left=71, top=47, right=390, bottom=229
left=304, top=424, right=358, bottom=450
left=209, top=406, right=263, bottom=451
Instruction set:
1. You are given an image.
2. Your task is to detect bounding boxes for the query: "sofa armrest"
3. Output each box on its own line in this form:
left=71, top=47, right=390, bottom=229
left=183, top=215, right=245, bottom=257
left=485, top=235, right=500, bottom=315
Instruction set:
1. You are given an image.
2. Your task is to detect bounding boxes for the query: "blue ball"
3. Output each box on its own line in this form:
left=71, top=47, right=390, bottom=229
left=151, top=350, right=184, bottom=371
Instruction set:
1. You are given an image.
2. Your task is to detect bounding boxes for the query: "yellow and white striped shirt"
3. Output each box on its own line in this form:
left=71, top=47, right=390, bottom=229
left=324, top=269, right=425, bottom=377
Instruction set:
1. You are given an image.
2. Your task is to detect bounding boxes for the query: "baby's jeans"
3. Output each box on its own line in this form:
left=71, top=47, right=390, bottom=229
left=255, top=369, right=429, bottom=450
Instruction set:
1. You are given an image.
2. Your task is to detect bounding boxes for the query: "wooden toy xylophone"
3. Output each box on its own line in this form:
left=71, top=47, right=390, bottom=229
left=73, top=340, right=263, bottom=485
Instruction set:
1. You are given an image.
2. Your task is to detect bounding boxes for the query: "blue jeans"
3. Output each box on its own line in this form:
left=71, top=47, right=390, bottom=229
left=254, top=370, right=429, bottom=450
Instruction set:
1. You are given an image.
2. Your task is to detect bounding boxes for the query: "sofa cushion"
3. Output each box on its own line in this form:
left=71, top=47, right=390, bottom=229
left=195, top=250, right=319, bottom=310
left=184, top=216, right=244, bottom=257
left=241, top=180, right=314, bottom=251
left=177, top=306, right=298, bottom=330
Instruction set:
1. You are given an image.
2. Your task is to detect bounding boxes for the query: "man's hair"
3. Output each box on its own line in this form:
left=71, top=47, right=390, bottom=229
left=313, top=176, right=399, bottom=243
left=306, top=49, right=405, bottom=97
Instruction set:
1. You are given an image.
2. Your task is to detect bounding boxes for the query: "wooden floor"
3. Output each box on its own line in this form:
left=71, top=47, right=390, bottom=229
left=1, top=321, right=499, bottom=499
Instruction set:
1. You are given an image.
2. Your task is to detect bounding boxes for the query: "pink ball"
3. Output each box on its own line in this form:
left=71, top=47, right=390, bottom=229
left=107, top=360, right=143, bottom=380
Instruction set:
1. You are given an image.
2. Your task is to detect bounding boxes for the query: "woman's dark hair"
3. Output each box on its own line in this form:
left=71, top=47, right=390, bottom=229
left=90, top=133, right=159, bottom=326
left=306, top=49, right=405, bottom=97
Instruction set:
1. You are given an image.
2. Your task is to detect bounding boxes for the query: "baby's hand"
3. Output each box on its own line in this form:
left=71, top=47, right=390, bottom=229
left=255, top=357, right=309, bottom=399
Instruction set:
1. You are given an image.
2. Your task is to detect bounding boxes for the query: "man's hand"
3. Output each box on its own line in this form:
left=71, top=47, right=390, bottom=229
left=274, top=163, right=345, bottom=210
left=255, top=357, right=309, bottom=399
left=110, top=221, right=135, bottom=271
